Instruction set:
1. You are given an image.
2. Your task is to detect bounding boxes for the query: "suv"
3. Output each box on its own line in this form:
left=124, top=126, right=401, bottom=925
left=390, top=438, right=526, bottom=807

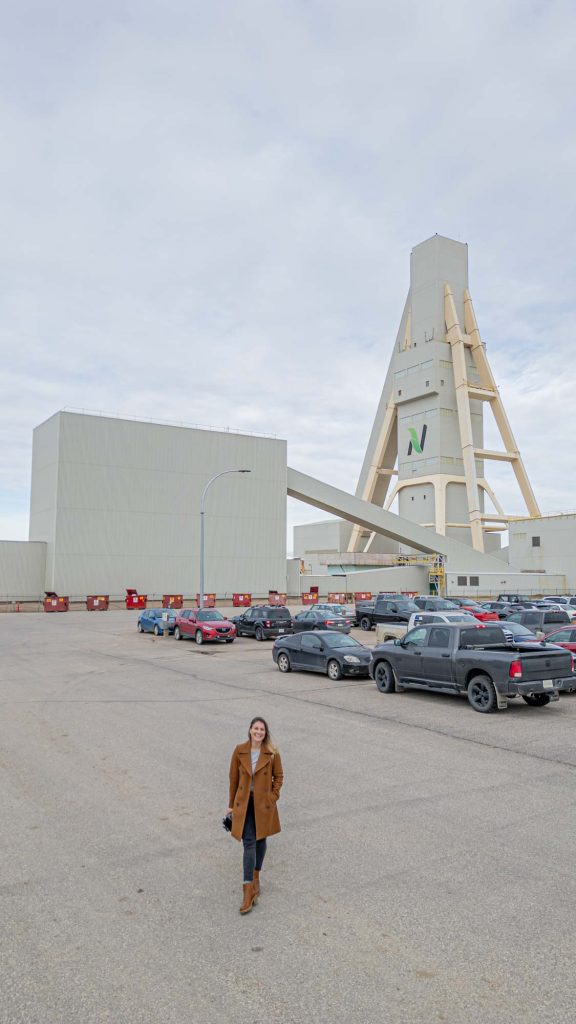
left=506, top=608, right=570, bottom=638
left=234, top=605, right=293, bottom=641
left=413, top=597, right=459, bottom=611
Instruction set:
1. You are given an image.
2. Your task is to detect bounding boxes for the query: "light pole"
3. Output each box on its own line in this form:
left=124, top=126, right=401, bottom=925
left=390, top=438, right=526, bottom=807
left=199, top=469, right=251, bottom=609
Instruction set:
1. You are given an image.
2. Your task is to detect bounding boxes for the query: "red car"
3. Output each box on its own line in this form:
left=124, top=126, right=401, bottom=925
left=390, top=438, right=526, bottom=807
left=446, top=597, right=499, bottom=622
left=544, top=626, right=576, bottom=652
left=174, top=608, right=236, bottom=644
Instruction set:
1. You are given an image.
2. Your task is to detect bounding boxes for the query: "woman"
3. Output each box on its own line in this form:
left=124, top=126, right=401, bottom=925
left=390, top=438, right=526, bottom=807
left=227, top=717, right=284, bottom=914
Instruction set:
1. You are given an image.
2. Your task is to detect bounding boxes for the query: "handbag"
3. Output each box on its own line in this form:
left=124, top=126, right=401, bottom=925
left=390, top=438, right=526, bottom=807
left=222, top=813, right=233, bottom=833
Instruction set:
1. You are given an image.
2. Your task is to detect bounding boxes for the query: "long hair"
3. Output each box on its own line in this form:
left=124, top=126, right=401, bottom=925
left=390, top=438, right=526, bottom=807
left=248, top=716, right=277, bottom=754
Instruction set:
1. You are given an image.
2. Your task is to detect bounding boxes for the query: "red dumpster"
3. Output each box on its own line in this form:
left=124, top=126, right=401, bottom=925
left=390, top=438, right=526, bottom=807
left=162, top=594, right=183, bottom=609
left=233, top=593, right=252, bottom=607
left=302, top=592, right=319, bottom=605
left=268, top=591, right=287, bottom=606
left=86, top=595, right=109, bottom=611
left=328, top=592, right=346, bottom=604
left=354, top=592, right=372, bottom=601
left=196, top=593, right=216, bottom=608
left=44, top=592, right=69, bottom=612
left=125, top=589, right=147, bottom=609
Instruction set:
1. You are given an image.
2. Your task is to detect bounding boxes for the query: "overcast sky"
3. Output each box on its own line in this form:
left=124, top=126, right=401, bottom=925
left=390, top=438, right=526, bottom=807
left=2, top=0, right=576, bottom=547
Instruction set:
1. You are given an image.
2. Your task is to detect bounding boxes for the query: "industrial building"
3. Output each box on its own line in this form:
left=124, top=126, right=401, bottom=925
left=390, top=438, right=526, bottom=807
left=1, top=235, right=575, bottom=603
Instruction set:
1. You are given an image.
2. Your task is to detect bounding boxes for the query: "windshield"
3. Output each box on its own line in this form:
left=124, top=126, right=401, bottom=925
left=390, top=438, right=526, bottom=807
left=396, top=601, right=419, bottom=612
left=460, top=626, right=506, bottom=646
left=322, top=634, right=361, bottom=648
left=429, top=600, right=458, bottom=610
left=197, top=610, right=224, bottom=622
left=267, top=608, right=291, bottom=619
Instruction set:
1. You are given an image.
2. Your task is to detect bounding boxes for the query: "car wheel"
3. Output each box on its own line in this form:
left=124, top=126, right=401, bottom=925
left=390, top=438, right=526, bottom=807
left=522, top=693, right=551, bottom=707
left=255, top=626, right=264, bottom=641
left=195, top=630, right=204, bottom=645
left=174, top=626, right=181, bottom=641
left=360, top=617, right=372, bottom=631
left=467, top=674, right=498, bottom=713
left=137, top=622, right=143, bottom=633
left=154, top=624, right=160, bottom=635
left=374, top=660, right=396, bottom=693
left=327, top=659, right=342, bottom=681
left=277, top=652, right=291, bottom=673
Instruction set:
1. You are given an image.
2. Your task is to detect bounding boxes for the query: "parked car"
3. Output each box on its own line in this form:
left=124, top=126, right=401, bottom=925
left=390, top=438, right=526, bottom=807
left=369, top=622, right=572, bottom=712
left=544, top=625, right=576, bottom=652
left=543, top=627, right=576, bottom=692
left=173, top=608, right=236, bottom=644
left=409, top=610, right=478, bottom=628
left=355, top=595, right=420, bottom=631
left=273, top=631, right=371, bottom=679
left=292, top=608, right=352, bottom=634
left=541, top=598, right=576, bottom=619
left=505, top=608, right=571, bottom=638
left=499, top=621, right=540, bottom=643
left=137, top=608, right=177, bottom=635
left=413, top=597, right=459, bottom=611
left=315, top=603, right=356, bottom=626
left=497, top=594, right=531, bottom=604
left=480, top=601, right=516, bottom=619
left=233, top=605, right=293, bottom=640
left=445, top=597, right=500, bottom=622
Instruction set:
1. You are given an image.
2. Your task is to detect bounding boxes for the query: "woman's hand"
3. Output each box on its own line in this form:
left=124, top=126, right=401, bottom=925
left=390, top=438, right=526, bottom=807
left=226, top=807, right=233, bottom=815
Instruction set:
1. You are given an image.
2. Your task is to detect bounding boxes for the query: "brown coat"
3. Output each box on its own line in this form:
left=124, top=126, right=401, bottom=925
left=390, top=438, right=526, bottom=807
left=228, top=741, right=284, bottom=841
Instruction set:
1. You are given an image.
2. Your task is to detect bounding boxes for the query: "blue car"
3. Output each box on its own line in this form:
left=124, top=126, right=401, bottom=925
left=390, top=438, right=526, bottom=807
left=137, top=608, right=177, bottom=635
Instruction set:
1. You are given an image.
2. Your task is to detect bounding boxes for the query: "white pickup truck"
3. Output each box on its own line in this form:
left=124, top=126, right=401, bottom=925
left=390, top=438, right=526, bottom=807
left=375, top=610, right=476, bottom=643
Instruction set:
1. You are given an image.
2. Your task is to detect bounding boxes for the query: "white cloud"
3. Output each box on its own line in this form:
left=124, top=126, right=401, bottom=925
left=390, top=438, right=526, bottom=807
left=1, top=0, right=576, bottom=544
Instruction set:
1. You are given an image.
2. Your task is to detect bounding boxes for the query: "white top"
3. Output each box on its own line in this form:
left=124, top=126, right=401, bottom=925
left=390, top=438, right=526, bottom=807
left=250, top=748, right=260, bottom=790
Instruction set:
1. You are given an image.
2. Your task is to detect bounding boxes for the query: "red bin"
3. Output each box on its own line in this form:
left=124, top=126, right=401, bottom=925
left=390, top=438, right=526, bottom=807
left=328, top=593, right=346, bottom=604
left=302, top=592, right=319, bottom=605
left=125, top=589, right=147, bottom=609
left=354, top=592, right=372, bottom=601
left=162, top=594, right=183, bottom=609
left=233, top=593, right=252, bottom=607
left=268, top=591, right=287, bottom=606
left=196, top=593, right=216, bottom=608
left=86, top=595, right=109, bottom=611
left=43, top=592, right=69, bottom=612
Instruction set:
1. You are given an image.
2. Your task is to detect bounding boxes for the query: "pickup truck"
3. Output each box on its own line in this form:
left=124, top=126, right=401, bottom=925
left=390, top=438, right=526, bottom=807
left=355, top=595, right=420, bottom=632
left=369, top=622, right=573, bottom=713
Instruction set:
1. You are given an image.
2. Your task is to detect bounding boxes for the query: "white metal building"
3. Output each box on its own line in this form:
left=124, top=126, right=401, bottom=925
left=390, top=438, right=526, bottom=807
left=1, top=411, right=287, bottom=599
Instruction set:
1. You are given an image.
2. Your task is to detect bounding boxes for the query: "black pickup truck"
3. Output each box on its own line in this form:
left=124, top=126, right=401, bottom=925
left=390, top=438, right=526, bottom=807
left=355, top=594, right=420, bottom=631
left=369, top=622, right=573, bottom=712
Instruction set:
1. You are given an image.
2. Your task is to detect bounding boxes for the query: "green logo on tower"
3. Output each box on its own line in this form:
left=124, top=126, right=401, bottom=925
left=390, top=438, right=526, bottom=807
left=407, top=424, right=427, bottom=455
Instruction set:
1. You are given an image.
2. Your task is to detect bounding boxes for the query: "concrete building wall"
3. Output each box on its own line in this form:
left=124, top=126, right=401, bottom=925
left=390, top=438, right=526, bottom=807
left=298, top=565, right=429, bottom=598
left=29, top=412, right=287, bottom=598
left=509, top=515, right=576, bottom=591
left=0, top=541, right=47, bottom=599
left=446, top=570, right=567, bottom=599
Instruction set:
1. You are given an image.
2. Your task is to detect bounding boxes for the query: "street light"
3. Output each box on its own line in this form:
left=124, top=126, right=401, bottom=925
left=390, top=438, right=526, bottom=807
left=199, top=469, right=251, bottom=609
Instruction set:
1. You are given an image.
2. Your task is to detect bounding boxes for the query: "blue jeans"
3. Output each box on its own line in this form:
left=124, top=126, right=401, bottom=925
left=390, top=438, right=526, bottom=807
left=242, top=794, right=267, bottom=882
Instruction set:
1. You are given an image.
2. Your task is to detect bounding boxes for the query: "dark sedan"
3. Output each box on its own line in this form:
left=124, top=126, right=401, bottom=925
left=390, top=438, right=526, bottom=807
left=273, top=631, right=371, bottom=680
left=292, top=608, right=351, bottom=634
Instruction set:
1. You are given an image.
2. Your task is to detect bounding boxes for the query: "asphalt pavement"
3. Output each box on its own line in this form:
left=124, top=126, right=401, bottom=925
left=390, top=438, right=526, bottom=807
left=1, top=610, right=575, bottom=1024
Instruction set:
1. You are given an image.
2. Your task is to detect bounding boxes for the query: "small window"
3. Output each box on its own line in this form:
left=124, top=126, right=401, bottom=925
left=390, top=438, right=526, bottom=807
left=457, top=576, right=467, bottom=586
left=404, top=627, right=427, bottom=646
left=398, top=389, right=402, bottom=396
left=301, top=634, right=322, bottom=650
left=428, top=627, right=451, bottom=648
left=425, top=381, right=430, bottom=387
left=532, top=536, right=541, bottom=547
left=469, top=576, right=479, bottom=587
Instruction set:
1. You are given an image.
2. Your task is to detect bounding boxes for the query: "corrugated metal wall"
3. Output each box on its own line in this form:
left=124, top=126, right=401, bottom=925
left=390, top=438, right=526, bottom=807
left=28, top=412, right=287, bottom=598
left=0, top=541, right=47, bottom=599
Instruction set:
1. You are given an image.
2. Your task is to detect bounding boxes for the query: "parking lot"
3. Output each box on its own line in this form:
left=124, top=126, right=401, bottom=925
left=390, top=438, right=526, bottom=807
left=2, top=610, right=576, bottom=1024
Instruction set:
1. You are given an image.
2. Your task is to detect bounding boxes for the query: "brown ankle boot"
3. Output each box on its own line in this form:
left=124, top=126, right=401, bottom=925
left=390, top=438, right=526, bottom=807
left=239, top=882, right=255, bottom=915
left=253, top=870, right=260, bottom=900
